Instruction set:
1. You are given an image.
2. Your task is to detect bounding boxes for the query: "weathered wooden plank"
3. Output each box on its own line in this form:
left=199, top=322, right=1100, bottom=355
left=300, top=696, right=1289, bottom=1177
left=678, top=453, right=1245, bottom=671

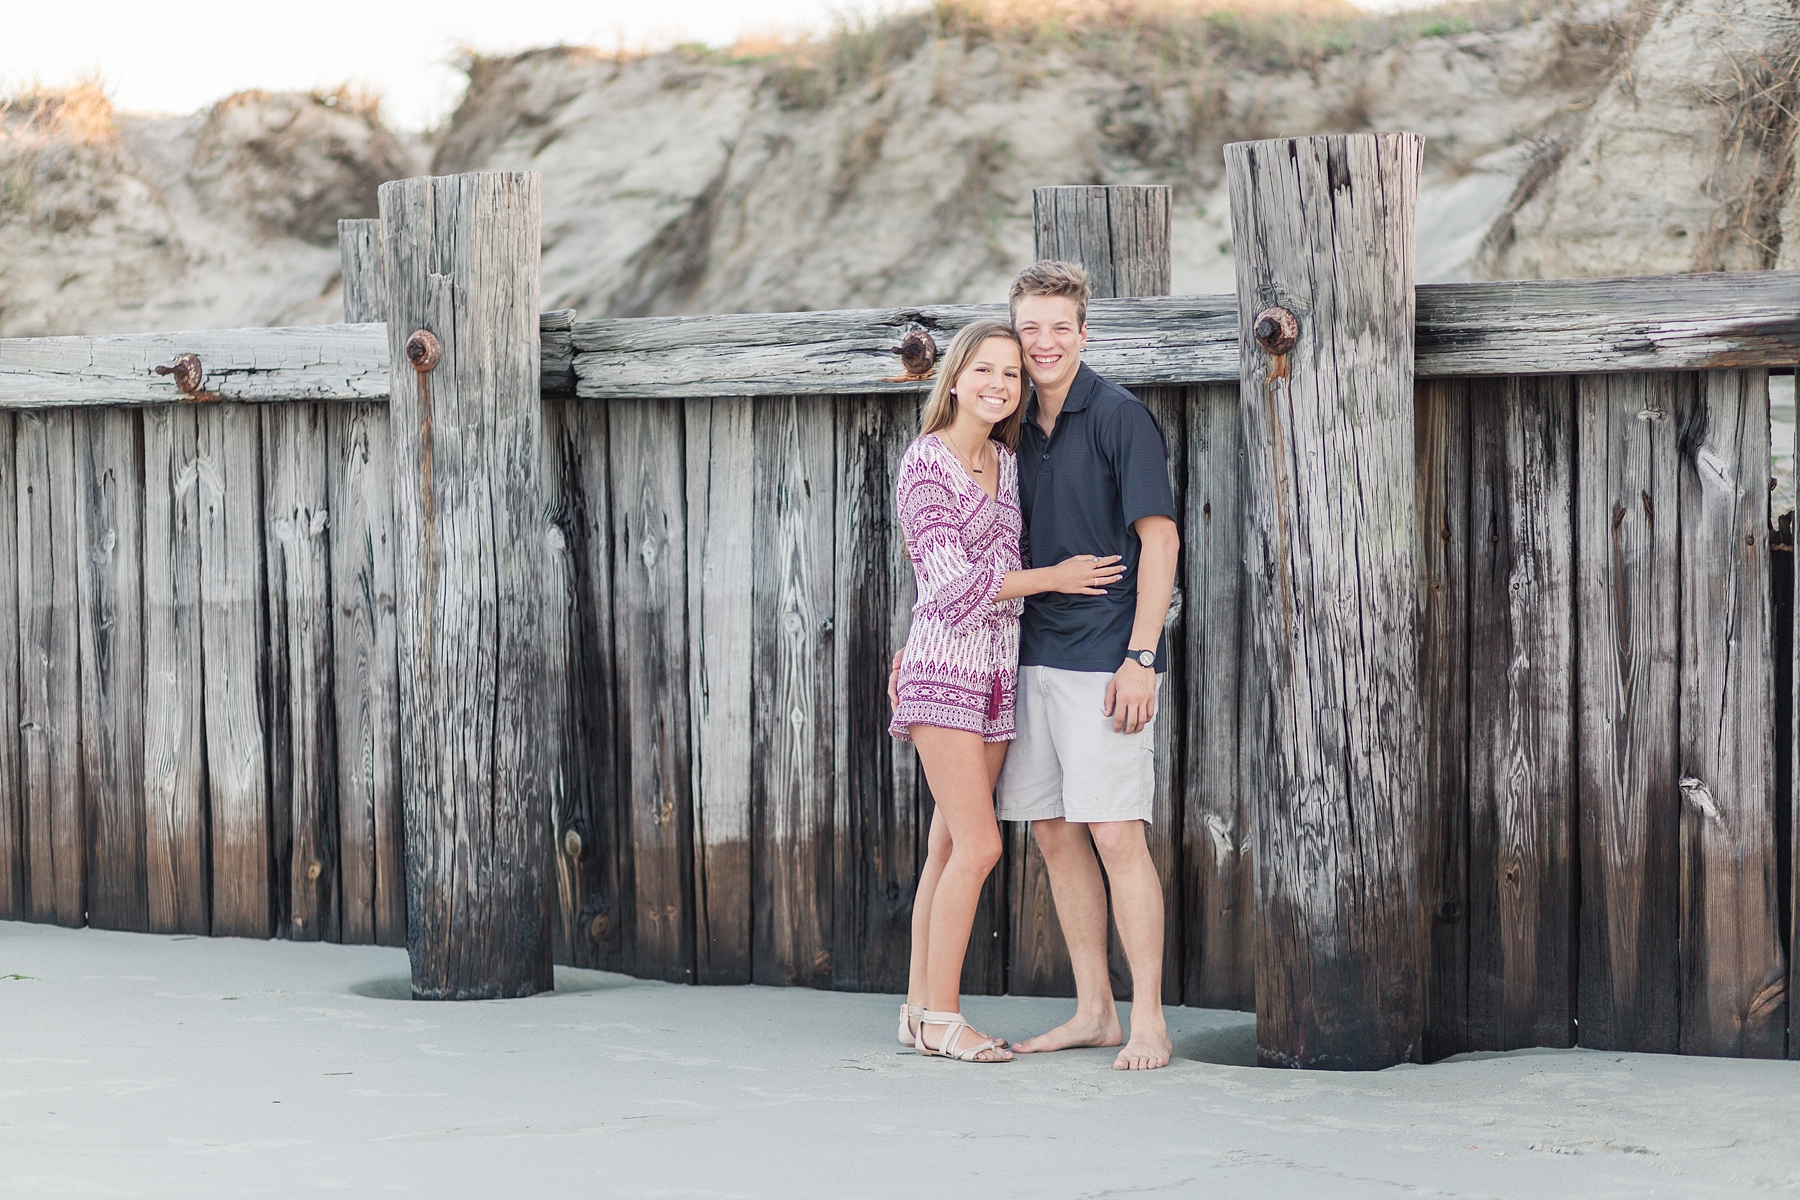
left=141, top=407, right=209, bottom=933
left=331, top=219, right=404, bottom=948
left=1575, top=371, right=1682, bottom=1053
left=1465, top=375, right=1577, bottom=1050
left=687, top=397, right=754, bottom=985
left=1128, top=385, right=1185, bottom=1007
left=381, top=171, right=553, bottom=999
left=1415, top=273, right=1800, bottom=378
left=1229, top=132, right=1427, bottom=1069
left=264, top=404, right=338, bottom=941
left=0, top=313, right=576, bottom=410
left=1185, top=381, right=1254, bottom=1012
left=1032, top=187, right=1173, bottom=297
left=195, top=405, right=270, bottom=938
left=608, top=398, right=694, bottom=982
left=574, top=299, right=1238, bottom=399
left=836, top=397, right=927, bottom=993
left=6, top=271, right=1798, bottom=409
left=1416, top=377, right=1471, bottom=1058
left=0, top=414, right=19, bottom=922
left=17, top=411, right=84, bottom=926
left=74, top=408, right=148, bottom=932
left=1677, top=369, right=1786, bottom=1057
left=752, top=395, right=837, bottom=989
left=543, top=396, right=623, bottom=971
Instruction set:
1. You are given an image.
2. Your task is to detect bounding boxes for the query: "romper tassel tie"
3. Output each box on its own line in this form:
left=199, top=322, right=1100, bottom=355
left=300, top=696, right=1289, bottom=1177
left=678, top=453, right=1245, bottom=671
left=986, top=675, right=1003, bottom=721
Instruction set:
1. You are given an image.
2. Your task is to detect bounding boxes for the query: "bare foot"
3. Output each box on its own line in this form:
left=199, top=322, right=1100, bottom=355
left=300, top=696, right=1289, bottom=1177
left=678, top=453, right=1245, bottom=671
left=1012, top=1012, right=1124, bottom=1054
left=1112, top=1029, right=1173, bottom=1070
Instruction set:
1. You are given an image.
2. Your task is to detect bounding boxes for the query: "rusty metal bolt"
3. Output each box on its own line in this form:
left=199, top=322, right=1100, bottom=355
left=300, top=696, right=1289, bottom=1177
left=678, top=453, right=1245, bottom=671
left=154, top=353, right=204, bottom=397
left=892, top=329, right=939, bottom=379
left=1253, top=307, right=1299, bottom=356
left=406, top=329, right=441, bottom=372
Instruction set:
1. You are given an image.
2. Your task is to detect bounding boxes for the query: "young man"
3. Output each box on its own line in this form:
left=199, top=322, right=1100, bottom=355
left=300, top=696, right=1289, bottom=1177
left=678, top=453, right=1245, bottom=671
left=999, top=261, right=1179, bottom=1071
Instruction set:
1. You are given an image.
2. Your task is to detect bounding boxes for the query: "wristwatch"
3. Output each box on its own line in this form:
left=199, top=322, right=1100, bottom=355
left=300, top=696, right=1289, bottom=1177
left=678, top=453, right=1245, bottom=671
left=1127, top=648, right=1157, bottom=670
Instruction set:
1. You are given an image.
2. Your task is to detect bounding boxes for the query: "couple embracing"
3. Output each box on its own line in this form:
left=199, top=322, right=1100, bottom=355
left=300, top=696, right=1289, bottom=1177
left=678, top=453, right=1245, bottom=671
left=887, top=262, right=1179, bottom=1069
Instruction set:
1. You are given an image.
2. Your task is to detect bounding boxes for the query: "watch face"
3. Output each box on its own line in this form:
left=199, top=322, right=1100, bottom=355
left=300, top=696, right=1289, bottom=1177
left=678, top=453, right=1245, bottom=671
left=1136, top=651, right=1155, bottom=668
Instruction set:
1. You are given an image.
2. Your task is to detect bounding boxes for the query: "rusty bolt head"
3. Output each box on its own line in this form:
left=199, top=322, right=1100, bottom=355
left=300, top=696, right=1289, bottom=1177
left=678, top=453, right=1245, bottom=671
left=1253, top=307, right=1299, bottom=356
left=892, top=329, right=940, bottom=379
left=406, top=329, right=441, bottom=372
left=154, top=353, right=204, bottom=397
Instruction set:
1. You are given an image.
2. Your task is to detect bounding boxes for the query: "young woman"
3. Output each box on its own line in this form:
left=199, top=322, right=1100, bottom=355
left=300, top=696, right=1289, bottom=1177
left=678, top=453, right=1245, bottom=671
left=888, top=320, right=1125, bottom=1063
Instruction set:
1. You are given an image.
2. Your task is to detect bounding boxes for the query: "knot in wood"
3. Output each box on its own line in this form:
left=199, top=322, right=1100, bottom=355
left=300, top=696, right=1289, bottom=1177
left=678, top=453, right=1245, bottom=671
left=891, top=329, right=939, bottom=379
left=153, top=353, right=204, bottom=397
left=1253, top=307, right=1298, bottom=356
left=406, top=329, right=442, bottom=373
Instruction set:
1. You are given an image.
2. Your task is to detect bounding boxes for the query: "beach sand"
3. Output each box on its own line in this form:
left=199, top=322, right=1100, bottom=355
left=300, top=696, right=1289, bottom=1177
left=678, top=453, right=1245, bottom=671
left=3, top=920, right=1797, bottom=1198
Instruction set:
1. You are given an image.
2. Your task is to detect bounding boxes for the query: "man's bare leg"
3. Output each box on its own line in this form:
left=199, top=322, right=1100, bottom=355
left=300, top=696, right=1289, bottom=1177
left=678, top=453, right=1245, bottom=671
left=1089, top=820, right=1171, bottom=1070
left=1012, top=817, right=1122, bottom=1053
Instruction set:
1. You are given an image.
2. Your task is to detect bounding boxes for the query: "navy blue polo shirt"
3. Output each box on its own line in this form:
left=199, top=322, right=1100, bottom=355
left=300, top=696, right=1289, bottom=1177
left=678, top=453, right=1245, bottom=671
left=1017, top=363, right=1176, bottom=673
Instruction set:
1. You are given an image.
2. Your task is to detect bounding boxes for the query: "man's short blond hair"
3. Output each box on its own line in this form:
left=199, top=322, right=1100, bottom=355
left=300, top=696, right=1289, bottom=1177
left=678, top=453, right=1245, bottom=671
left=1009, top=260, right=1090, bottom=326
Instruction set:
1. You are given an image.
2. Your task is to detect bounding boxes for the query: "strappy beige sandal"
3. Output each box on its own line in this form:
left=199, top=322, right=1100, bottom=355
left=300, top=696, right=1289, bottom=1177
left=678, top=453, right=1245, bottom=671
left=897, top=1002, right=923, bottom=1047
left=915, top=1009, right=1012, bottom=1063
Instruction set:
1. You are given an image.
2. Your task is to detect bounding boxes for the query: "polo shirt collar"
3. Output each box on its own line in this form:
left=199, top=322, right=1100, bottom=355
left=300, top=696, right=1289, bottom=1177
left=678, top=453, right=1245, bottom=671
left=1025, top=362, right=1098, bottom=428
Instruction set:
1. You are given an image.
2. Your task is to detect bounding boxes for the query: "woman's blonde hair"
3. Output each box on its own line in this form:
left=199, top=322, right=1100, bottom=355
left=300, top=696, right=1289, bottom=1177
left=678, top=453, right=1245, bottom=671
left=919, top=320, right=1026, bottom=450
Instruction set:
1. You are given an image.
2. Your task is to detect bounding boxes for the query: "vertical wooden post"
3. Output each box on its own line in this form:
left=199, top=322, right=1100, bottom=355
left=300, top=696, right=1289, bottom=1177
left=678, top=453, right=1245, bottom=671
left=1023, top=184, right=1182, bottom=1004
left=1226, top=132, right=1427, bottom=1069
left=378, top=173, right=552, bottom=1000
left=332, top=219, right=406, bottom=948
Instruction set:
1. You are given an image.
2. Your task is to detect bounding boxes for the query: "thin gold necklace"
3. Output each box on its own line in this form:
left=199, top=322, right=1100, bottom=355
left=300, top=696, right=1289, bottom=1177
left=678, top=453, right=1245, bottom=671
left=941, top=430, right=989, bottom=475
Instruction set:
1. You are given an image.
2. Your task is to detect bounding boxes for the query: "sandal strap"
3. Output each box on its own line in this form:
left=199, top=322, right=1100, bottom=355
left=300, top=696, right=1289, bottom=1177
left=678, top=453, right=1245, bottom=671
left=917, top=1010, right=1005, bottom=1061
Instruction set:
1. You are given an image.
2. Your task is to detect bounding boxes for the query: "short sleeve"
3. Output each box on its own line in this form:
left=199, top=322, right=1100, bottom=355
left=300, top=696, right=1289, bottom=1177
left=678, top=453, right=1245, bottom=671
left=1104, top=400, right=1177, bottom=528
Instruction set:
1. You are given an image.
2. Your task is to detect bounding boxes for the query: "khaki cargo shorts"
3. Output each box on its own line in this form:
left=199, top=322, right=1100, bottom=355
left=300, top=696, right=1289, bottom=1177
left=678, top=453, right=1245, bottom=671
left=995, top=665, right=1161, bottom=824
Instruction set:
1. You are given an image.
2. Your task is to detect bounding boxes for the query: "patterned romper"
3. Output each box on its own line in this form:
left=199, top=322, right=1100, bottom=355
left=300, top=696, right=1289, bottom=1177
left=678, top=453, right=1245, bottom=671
left=887, top=434, right=1025, bottom=743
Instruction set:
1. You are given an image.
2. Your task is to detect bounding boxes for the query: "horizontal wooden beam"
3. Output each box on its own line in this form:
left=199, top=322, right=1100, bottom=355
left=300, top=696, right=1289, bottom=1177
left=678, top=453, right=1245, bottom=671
left=0, top=314, right=578, bottom=409
left=2, top=272, right=1795, bottom=407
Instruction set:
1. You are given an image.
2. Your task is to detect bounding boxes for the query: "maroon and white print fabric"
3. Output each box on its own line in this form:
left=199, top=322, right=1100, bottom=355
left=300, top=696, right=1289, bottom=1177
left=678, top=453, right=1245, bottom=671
left=888, top=434, right=1023, bottom=743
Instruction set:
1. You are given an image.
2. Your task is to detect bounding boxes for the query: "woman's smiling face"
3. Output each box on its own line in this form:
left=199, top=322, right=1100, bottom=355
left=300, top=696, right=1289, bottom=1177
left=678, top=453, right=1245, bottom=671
left=953, top=336, right=1024, bottom=426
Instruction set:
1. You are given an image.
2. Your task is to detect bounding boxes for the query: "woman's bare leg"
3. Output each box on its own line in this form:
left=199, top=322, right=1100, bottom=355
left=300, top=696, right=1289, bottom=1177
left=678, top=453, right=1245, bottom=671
left=907, top=741, right=1008, bottom=1033
left=905, top=808, right=952, bottom=1011
left=911, top=725, right=1009, bottom=1060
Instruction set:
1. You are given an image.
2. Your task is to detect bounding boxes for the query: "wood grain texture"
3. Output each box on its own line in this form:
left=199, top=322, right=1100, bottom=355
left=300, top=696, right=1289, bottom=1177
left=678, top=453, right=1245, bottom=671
left=1032, top=187, right=1173, bottom=298
left=0, top=415, right=20, bottom=922
left=1185, top=381, right=1254, bottom=1012
left=752, top=395, right=836, bottom=988
left=835, top=396, right=925, bottom=992
left=17, top=411, right=85, bottom=926
left=686, top=397, right=754, bottom=984
left=264, top=404, right=338, bottom=941
left=543, top=397, right=623, bottom=971
left=573, top=298, right=1238, bottom=399
left=1465, top=375, right=1577, bottom=1050
left=608, top=398, right=693, bottom=982
left=1677, top=369, right=1786, bottom=1057
left=326, top=402, right=403, bottom=946
left=1416, top=377, right=1471, bottom=1058
left=1575, top=372, right=1682, bottom=1053
left=1228, top=132, right=1427, bottom=1069
left=380, top=171, right=553, bottom=999
left=7, top=270, right=1798, bottom=407
left=1131, top=385, right=1185, bottom=1007
left=141, top=407, right=209, bottom=933
left=331, top=223, right=404, bottom=948
left=74, top=408, right=148, bottom=932
left=195, top=405, right=270, bottom=938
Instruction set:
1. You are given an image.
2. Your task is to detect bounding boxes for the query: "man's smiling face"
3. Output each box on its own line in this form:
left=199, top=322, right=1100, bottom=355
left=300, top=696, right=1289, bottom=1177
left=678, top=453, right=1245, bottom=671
left=1013, top=294, right=1087, bottom=395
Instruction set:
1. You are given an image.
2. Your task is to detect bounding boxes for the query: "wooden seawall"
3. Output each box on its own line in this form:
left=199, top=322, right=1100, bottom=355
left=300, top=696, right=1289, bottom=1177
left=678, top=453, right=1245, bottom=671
left=2, top=185, right=1798, bottom=1062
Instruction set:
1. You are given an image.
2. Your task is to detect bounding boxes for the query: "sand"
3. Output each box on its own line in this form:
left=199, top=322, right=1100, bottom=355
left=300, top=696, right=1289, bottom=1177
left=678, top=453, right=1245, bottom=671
left=3, top=920, right=1798, bottom=1198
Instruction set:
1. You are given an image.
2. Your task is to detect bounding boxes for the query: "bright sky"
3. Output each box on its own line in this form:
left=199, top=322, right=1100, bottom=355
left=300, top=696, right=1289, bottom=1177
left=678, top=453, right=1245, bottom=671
left=6, top=0, right=1414, bottom=131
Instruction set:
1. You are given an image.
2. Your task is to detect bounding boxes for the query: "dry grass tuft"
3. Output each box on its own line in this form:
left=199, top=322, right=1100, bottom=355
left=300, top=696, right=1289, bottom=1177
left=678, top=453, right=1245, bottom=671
left=0, top=79, right=117, bottom=145
left=732, top=0, right=1544, bottom=110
